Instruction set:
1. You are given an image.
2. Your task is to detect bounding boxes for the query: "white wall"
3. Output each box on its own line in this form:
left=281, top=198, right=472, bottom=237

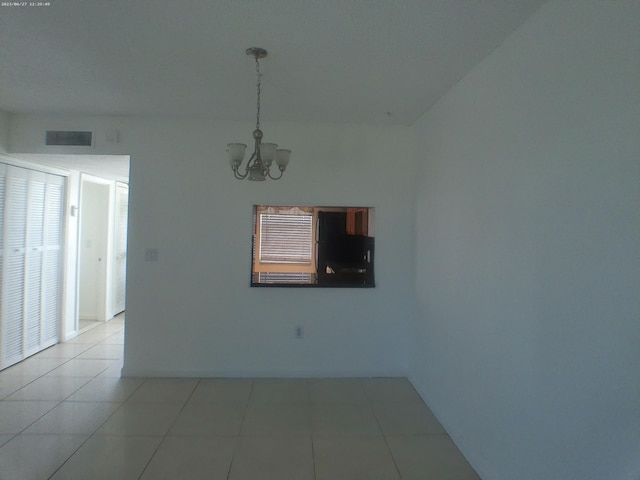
left=0, top=111, right=8, bottom=152
left=410, top=2, right=640, bottom=480
left=9, top=115, right=415, bottom=377
left=61, top=170, right=80, bottom=340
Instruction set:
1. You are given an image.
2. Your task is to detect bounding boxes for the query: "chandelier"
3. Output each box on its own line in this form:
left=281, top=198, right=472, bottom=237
left=227, top=47, right=291, bottom=181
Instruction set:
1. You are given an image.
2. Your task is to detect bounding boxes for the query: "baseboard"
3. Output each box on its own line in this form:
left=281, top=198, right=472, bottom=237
left=120, top=366, right=407, bottom=379
left=407, top=374, right=486, bottom=480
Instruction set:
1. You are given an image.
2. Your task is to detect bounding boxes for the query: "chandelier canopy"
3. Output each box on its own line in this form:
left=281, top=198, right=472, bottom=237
left=226, top=47, right=291, bottom=181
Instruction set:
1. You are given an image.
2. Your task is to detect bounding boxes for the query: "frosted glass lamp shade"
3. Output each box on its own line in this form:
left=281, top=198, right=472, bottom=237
left=275, top=149, right=291, bottom=169
left=227, top=143, right=247, bottom=167
left=259, top=143, right=278, bottom=167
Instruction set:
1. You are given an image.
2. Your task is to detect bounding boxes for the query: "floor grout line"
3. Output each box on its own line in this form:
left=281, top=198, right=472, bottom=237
left=0, top=316, right=126, bottom=480
left=1, top=315, right=481, bottom=480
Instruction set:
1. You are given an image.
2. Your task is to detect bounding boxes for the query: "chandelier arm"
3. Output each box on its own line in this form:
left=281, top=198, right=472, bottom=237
left=246, top=150, right=258, bottom=168
left=233, top=166, right=249, bottom=180
left=233, top=150, right=257, bottom=180
left=267, top=169, right=284, bottom=180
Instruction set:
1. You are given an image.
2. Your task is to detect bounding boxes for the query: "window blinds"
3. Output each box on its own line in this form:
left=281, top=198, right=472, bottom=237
left=259, top=213, right=313, bottom=264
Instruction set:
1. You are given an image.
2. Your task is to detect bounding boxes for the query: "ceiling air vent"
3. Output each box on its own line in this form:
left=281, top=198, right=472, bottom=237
left=46, top=130, right=93, bottom=146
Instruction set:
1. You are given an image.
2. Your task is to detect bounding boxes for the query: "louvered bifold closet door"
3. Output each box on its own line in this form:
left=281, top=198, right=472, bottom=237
left=24, top=171, right=46, bottom=356
left=2, top=166, right=29, bottom=367
left=41, top=175, right=64, bottom=346
left=0, top=165, right=6, bottom=355
left=0, top=164, right=65, bottom=369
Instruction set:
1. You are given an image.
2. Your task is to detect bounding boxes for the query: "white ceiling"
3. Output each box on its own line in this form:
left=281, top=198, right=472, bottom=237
left=1, top=0, right=544, bottom=127
left=12, top=154, right=130, bottom=183
left=2, top=1, right=544, bottom=182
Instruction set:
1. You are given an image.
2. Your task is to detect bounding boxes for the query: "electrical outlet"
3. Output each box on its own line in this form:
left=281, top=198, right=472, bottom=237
left=145, top=248, right=159, bottom=262
left=295, top=326, right=304, bottom=339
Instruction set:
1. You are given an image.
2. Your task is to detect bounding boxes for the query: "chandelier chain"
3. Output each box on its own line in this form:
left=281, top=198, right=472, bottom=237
left=255, top=55, right=261, bottom=130
left=227, top=47, right=290, bottom=181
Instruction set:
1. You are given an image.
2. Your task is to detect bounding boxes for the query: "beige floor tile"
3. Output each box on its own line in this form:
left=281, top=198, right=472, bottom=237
left=97, top=359, right=124, bottom=378
left=76, top=344, right=124, bottom=360
left=169, top=402, right=246, bottom=436
left=241, top=402, right=311, bottom=435
left=3, top=357, right=67, bottom=377
left=312, top=402, right=381, bottom=435
left=126, top=378, right=198, bottom=403
left=0, top=373, right=40, bottom=399
left=0, top=368, right=40, bottom=382
left=46, top=358, right=112, bottom=377
left=314, top=434, right=401, bottom=480
left=50, top=435, right=162, bottom=480
left=0, top=434, right=13, bottom=447
left=0, top=315, right=481, bottom=480
left=34, top=343, right=92, bottom=359
left=66, top=376, right=144, bottom=402
left=141, top=435, right=237, bottom=480
left=78, top=320, right=101, bottom=332
left=0, top=400, right=58, bottom=434
left=100, top=333, right=125, bottom=345
left=363, top=377, right=424, bottom=405
left=65, top=331, right=114, bottom=344
left=229, top=434, right=314, bottom=480
left=96, top=402, right=183, bottom=436
left=6, top=376, right=93, bottom=401
left=373, top=400, right=446, bottom=435
left=387, top=434, right=480, bottom=480
left=188, top=378, right=253, bottom=404
left=93, top=322, right=125, bottom=333
left=0, top=434, right=88, bottom=480
left=309, top=378, right=369, bottom=404
left=24, top=401, right=119, bottom=434
left=250, top=378, right=309, bottom=403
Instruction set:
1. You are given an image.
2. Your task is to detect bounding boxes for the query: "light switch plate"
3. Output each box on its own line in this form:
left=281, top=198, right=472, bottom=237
left=145, top=248, right=159, bottom=262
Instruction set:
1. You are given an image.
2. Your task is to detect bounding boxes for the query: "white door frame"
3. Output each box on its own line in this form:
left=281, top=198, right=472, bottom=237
left=77, top=174, right=113, bottom=327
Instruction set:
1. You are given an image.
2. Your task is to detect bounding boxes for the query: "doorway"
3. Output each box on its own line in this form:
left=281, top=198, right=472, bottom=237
left=8, top=153, right=130, bottom=340
left=78, top=177, right=110, bottom=331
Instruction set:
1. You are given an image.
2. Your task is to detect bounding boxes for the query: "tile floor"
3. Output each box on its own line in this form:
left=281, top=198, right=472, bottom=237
left=0, top=315, right=480, bottom=480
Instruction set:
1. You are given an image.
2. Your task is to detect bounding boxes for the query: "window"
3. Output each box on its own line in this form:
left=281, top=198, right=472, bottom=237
left=251, top=205, right=375, bottom=287
left=259, top=212, right=313, bottom=264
